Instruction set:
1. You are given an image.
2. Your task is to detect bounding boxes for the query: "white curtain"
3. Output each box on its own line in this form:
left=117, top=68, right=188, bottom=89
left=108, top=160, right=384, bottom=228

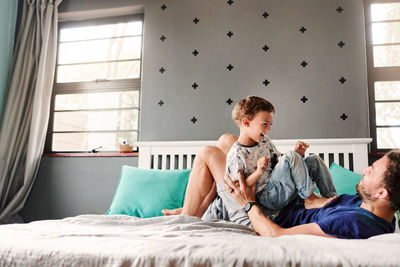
left=0, top=0, right=62, bottom=223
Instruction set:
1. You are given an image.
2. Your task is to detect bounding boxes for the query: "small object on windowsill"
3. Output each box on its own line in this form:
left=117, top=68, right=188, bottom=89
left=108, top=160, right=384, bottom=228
left=91, top=146, right=102, bottom=153
left=119, top=141, right=133, bottom=153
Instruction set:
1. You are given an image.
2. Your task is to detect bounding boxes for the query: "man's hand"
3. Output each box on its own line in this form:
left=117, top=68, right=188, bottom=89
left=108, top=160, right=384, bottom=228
left=294, top=141, right=309, bottom=157
left=225, top=171, right=333, bottom=238
left=224, top=170, right=256, bottom=207
left=256, top=156, right=269, bottom=175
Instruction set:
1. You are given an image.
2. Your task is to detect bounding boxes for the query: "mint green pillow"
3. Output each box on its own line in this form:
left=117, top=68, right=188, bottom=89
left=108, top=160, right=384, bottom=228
left=329, top=163, right=362, bottom=195
left=106, top=166, right=191, bottom=218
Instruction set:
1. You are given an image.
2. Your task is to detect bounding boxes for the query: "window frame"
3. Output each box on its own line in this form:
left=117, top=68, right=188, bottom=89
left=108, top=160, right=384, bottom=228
left=45, top=14, right=143, bottom=153
left=364, top=0, right=400, bottom=152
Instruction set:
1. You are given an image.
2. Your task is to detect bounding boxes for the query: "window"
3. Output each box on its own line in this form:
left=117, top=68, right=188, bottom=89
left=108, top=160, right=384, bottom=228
left=365, top=0, right=400, bottom=151
left=46, top=15, right=143, bottom=152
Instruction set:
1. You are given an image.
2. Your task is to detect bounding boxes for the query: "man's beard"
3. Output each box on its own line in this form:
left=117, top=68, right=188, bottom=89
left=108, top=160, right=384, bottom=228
left=356, top=182, right=373, bottom=202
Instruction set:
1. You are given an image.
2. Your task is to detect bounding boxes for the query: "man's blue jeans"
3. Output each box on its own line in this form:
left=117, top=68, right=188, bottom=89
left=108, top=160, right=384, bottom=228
left=256, top=151, right=337, bottom=210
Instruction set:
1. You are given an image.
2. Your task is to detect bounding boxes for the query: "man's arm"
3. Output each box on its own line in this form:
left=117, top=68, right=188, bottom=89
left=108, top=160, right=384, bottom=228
left=247, top=205, right=333, bottom=237
left=224, top=171, right=334, bottom=238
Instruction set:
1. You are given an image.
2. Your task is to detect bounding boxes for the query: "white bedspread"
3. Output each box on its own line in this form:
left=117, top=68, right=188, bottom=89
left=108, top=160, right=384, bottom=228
left=0, top=214, right=399, bottom=266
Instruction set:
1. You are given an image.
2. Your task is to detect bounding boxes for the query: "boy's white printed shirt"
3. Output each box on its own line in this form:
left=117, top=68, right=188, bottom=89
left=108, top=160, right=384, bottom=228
left=225, top=135, right=281, bottom=193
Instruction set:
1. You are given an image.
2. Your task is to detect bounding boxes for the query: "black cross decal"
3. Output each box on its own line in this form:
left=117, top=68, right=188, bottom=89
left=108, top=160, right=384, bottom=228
left=192, top=82, right=199, bottom=89
left=299, top=26, right=307, bottom=33
left=338, top=41, right=345, bottom=48
left=158, top=100, right=164, bottom=106
left=161, top=4, right=167, bottom=10
left=227, top=0, right=234, bottom=5
left=191, top=117, right=198, bottom=123
left=337, top=6, right=343, bottom=13
left=262, top=45, right=270, bottom=52
left=160, top=35, right=166, bottom=42
left=263, top=12, right=269, bottom=18
left=193, top=17, right=199, bottom=24
left=263, top=79, right=270, bottom=86
left=301, top=96, right=308, bottom=103
left=226, top=98, right=233, bottom=105
left=301, top=61, right=308, bottom=68
left=159, top=67, right=165, bottom=73
left=227, top=64, right=234, bottom=71
left=227, top=31, right=234, bottom=38
left=340, top=113, right=348, bottom=120
left=339, top=77, right=346, bottom=84
left=192, top=49, right=199, bottom=56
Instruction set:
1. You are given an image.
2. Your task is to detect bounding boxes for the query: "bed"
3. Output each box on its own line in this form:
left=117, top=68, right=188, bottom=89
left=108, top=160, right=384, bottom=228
left=1, top=138, right=400, bottom=267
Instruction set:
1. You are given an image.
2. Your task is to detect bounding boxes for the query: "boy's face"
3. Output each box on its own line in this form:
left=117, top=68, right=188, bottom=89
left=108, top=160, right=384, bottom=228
left=245, top=111, right=274, bottom=143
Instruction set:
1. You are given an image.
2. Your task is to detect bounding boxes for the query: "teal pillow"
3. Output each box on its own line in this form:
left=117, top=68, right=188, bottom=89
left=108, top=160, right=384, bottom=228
left=106, top=166, right=191, bottom=218
left=329, top=163, right=363, bottom=195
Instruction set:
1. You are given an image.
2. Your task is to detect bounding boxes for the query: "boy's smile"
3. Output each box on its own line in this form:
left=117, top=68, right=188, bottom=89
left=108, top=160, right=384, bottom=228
left=239, top=111, right=274, bottom=145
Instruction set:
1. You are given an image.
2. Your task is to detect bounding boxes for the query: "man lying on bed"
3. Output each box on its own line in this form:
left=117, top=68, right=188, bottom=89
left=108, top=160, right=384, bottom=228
left=224, top=149, right=399, bottom=239
left=163, top=135, right=400, bottom=239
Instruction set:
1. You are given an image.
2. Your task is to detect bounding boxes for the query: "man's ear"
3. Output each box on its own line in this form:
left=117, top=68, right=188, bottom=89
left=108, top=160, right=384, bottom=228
left=376, top=187, right=390, bottom=200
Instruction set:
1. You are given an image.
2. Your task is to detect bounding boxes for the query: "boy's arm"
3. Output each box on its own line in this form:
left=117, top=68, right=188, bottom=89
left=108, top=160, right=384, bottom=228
left=245, top=169, right=263, bottom=187
left=294, top=141, right=309, bottom=157
left=245, top=156, right=269, bottom=187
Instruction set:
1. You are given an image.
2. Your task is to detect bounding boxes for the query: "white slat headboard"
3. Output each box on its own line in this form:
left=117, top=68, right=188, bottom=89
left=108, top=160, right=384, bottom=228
left=137, top=138, right=372, bottom=174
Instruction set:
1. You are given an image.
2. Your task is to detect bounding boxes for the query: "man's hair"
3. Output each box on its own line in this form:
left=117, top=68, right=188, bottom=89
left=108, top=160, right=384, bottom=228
left=231, top=96, right=275, bottom=126
left=383, top=150, right=400, bottom=211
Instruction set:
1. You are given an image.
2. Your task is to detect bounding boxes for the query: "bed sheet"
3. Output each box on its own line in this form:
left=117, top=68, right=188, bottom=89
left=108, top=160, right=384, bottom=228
left=0, top=214, right=399, bottom=267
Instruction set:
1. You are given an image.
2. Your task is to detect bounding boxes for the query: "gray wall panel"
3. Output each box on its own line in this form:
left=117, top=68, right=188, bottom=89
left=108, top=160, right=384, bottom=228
left=141, top=0, right=369, bottom=141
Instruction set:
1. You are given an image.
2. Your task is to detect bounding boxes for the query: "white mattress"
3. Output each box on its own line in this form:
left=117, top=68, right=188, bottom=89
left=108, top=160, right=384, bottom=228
left=0, top=214, right=399, bottom=266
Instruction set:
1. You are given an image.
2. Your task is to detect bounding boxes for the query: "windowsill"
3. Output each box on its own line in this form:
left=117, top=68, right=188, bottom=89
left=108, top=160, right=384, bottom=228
left=43, top=152, right=139, bottom=157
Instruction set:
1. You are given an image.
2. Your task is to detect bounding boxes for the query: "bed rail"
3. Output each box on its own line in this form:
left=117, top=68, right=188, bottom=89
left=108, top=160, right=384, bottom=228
left=136, top=138, right=372, bottom=174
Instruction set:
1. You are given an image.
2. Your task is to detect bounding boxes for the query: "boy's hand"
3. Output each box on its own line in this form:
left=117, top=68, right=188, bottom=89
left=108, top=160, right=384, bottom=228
left=294, top=141, right=309, bottom=157
left=256, top=156, right=269, bottom=175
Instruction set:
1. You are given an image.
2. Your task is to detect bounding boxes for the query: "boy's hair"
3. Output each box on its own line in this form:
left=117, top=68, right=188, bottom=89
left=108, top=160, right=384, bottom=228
left=383, top=150, right=400, bottom=211
left=232, top=96, right=275, bottom=126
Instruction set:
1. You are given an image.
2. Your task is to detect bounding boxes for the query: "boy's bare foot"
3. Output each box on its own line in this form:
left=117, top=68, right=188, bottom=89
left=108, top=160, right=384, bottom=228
left=304, top=194, right=337, bottom=209
left=161, top=207, right=183, bottom=216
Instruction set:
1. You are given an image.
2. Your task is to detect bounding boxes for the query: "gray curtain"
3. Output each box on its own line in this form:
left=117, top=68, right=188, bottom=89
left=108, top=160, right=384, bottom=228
left=0, top=0, right=62, bottom=224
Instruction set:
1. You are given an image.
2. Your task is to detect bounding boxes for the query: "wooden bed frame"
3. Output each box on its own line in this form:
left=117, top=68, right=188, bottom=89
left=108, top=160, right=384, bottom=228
left=137, top=138, right=372, bottom=174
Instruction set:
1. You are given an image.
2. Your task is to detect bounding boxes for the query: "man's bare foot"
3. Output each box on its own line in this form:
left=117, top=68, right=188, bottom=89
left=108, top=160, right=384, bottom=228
left=161, top=207, right=183, bottom=216
left=304, top=194, right=337, bottom=209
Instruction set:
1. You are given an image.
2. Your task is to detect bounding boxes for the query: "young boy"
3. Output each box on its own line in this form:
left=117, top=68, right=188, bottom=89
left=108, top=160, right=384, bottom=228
left=218, top=96, right=337, bottom=226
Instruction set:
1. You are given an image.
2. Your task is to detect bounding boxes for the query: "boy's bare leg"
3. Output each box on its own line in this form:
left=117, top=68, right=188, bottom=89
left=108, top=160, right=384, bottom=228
left=304, top=194, right=337, bottom=209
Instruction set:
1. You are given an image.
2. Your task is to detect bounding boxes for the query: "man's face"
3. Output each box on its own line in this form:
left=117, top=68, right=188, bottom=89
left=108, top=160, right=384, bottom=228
left=356, top=156, right=389, bottom=201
